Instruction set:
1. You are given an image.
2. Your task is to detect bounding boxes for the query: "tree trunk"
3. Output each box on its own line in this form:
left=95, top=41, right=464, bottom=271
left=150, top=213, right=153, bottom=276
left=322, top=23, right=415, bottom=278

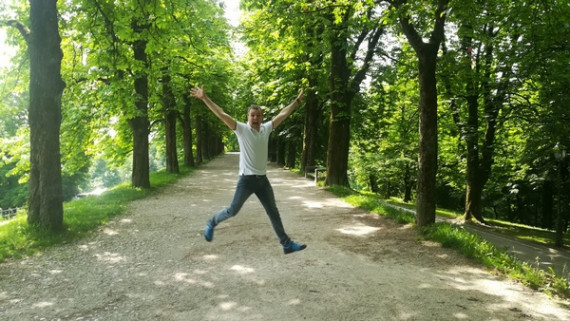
left=301, top=86, right=319, bottom=174
left=277, top=137, right=286, bottom=166
left=325, top=15, right=351, bottom=187
left=396, top=0, right=449, bottom=226
left=462, top=24, right=503, bottom=224
left=195, top=115, right=203, bottom=164
left=403, top=162, right=413, bottom=203
left=415, top=53, right=439, bottom=226
left=463, top=92, right=482, bottom=222
left=202, top=123, right=211, bottom=159
left=300, top=21, right=324, bottom=174
left=464, top=178, right=484, bottom=222
left=323, top=6, right=383, bottom=187
left=369, top=174, right=379, bottom=194
left=162, top=72, right=179, bottom=173
left=27, top=0, right=65, bottom=231
left=182, top=96, right=195, bottom=167
left=208, top=132, right=221, bottom=157
left=130, top=116, right=150, bottom=188
left=129, top=19, right=150, bottom=188
left=165, top=110, right=178, bottom=173
left=269, top=136, right=277, bottom=163
left=286, top=141, right=296, bottom=168
left=555, top=157, right=567, bottom=247
left=542, top=180, right=554, bottom=229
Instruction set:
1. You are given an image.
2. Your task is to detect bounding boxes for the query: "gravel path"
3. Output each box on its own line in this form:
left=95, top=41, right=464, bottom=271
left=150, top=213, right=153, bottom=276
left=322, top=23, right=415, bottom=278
left=0, top=153, right=569, bottom=320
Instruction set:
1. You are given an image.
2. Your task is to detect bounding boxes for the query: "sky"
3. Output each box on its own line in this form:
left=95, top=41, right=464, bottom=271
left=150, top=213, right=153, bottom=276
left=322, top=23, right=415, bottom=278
left=0, top=0, right=243, bottom=69
left=0, top=30, right=15, bottom=69
left=222, top=0, right=242, bottom=27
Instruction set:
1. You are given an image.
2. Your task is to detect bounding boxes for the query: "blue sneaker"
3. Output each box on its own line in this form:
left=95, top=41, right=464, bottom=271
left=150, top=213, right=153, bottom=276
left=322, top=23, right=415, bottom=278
left=204, top=224, right=214, bottom=242
left=283, top=241, right=307, bottom=254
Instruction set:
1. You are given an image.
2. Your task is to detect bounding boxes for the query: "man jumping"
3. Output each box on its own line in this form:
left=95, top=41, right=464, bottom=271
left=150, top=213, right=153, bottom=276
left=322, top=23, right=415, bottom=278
left=190, top=85, right=307, bottom=254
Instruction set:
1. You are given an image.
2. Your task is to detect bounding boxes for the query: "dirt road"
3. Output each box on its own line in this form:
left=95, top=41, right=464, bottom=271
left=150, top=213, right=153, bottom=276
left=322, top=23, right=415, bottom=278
left=0, top=153, right=568, bottom=320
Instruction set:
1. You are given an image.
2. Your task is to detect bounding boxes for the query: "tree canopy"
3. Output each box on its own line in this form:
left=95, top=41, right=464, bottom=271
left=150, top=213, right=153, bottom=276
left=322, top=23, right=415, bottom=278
left=0, top=0, right=568, bottom=242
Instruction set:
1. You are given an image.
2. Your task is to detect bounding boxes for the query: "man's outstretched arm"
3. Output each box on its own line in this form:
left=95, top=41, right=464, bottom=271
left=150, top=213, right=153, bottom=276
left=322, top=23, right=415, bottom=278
left=272, top=89, right=304, bottom=129
left=190, top=85, right=237, bottom=130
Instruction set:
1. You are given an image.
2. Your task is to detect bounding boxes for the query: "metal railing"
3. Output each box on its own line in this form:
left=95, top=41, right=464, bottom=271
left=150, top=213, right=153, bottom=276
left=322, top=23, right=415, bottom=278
left=0, top=207, right=24, bottom=219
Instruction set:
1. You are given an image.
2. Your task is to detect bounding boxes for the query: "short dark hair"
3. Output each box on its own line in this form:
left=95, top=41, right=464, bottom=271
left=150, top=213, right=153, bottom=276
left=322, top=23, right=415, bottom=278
left=248, top=105, right=263, bottom=115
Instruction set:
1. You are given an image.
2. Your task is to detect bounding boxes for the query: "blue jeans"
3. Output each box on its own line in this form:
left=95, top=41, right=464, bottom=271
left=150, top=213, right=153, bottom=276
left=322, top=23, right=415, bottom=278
left=208, top=175, right=291, bottom=246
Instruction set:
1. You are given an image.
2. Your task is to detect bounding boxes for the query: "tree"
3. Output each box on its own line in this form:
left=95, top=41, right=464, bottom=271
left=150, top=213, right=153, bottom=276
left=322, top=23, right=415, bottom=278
left=26, top=0, right=65, bottom=231
left=129, top=7, right=152, bottom=188
left=352, top=53, right=419, bottom=200
left=160, top=71, right=179, bottom=173
left=439, top=0, right=518, bottom=224
left=388, top=0, right=449, bottom=226
left=181, top=94, right=195, bottom=167
left=515, top=0, right=570, bottom=245
left=324, top=1, right=384, bottom=186
left=66, top=0, right=232, bottom=187
left=240, top=0, right=312, bottom=165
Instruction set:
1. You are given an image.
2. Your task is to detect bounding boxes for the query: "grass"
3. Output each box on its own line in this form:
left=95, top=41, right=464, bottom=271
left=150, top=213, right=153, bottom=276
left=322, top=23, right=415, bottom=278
left=421, top=223, right=570, bottom=298
left=385, top=197, right=570, bottom=246
left=484, top=218, right=570, bottom=246
left=326, top=186, right=570, bottom=300
left=0, top=166, right=193, bottom=263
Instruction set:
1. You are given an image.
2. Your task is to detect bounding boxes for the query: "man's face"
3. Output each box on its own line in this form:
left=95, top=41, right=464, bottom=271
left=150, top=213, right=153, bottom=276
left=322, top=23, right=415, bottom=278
left=248, top=108, right=263, bottom=130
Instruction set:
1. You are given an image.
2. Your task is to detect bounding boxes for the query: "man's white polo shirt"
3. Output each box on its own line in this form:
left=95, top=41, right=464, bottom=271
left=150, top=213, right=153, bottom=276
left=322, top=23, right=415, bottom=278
left=234, top=121, right=273, bottom=175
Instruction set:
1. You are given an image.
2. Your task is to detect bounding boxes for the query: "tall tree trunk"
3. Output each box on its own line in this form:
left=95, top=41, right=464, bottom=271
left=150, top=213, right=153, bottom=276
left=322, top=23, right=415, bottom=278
left=463, top=25, right=506, bottom=224
left=286, top=141, right=296, bottom=168
left=129, top=19, right=150, bottom=188
left=555, top=157, right=567, bottom=247
left=464, top=177, right=484, bottom=222
left=300, top=20, right=324, bottom=174
left=162, top=72, right=179, bottom=173
left=369, top=174, right=379, bottom=194
left=464, top=91, right=482, bottom=222
left=396, top=0, right=449, bottom=226
left=542, top=180, right=554, bottom=229
left=277, top=137, right=286, bottom=167
left=202, top=123, right=211, bottom=159
left=208, top=132, right=221, bottom=157
left=269, top=136, right=277, bottom=163
left=301, top=85, right=319, bottom=174
left=415, top=52, right=439, bottom=226
left=182, top=95, right=195, bottom=167
left=27, top=0, right=65, bottom=231
left=325, top=10, right=352, bottom=186
left=403, top=162, right=413, bottom=203
left=195, top=114, right=203, bottom=164
left=324, top=7, right=382, bottom=186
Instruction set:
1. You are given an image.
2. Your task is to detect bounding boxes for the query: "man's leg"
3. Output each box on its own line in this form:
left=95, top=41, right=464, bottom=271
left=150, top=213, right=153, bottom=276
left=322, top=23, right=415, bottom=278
left=205, top=176, right=253, bottom=241
left=255, top=176, right=291, bottom=246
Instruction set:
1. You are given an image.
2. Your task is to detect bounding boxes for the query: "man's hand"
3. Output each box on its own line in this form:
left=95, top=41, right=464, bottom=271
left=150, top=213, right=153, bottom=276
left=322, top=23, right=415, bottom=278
left=190, top=85, right=206, bottom=100
left=295, top=88, right=304, bottom=104
left=189, top=85, right=236, bottom=130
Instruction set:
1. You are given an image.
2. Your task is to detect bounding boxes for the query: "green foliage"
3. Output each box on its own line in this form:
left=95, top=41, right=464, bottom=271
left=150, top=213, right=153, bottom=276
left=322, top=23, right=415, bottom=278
left=0, top=130, right=29, bottom=208
left=349, top=49, right=418, bottom=198
left=0, top=0, right=236, bottom=209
